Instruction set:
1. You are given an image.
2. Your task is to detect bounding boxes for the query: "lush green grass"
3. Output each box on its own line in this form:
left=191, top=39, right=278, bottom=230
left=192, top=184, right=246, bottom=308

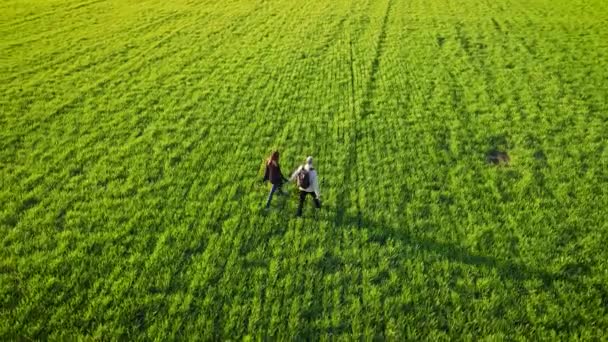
left=2, top=0, right=608, bottom=339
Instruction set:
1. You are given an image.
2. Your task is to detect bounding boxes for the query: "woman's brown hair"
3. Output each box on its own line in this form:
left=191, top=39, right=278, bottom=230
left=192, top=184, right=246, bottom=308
left=267, top=151, right=279, bottom=165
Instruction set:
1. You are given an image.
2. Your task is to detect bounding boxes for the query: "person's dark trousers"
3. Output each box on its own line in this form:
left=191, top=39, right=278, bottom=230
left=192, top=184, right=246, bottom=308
left=266, top=183, right=284, bottom=208
left=296, top=190, right=321, bottom=216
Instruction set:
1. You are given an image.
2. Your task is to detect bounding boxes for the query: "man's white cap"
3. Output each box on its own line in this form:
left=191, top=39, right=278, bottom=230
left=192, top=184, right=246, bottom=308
left=304, top=156, right=313, bottom=170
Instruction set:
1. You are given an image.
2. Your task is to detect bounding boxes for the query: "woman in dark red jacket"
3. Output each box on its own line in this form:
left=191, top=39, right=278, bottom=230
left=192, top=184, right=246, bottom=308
left=263, top=151, right=289, bottom=209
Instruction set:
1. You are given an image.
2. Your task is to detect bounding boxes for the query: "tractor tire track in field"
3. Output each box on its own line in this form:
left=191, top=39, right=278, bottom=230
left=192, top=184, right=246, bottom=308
left=361, top=0, right=394, bottom=120
left=335, top=3, right=360, bottom=228
left=336, top=28, right=360, bottom=228
left=337, top=0, right=394, bottom=228
left=337, top=3, right=394, bottom=330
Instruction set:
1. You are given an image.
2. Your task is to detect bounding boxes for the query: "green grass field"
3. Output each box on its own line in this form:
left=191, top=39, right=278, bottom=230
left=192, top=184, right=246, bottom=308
left=2, top=0, right=608, bottom=339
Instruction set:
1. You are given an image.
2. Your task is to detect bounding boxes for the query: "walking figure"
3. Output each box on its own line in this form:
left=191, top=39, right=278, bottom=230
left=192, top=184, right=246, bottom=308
left=262, top=151, right=289, bottom=209
left=290, top=156, right=321, bottom=217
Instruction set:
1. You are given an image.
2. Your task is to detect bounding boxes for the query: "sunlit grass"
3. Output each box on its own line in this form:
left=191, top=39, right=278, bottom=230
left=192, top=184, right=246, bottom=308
left=1, top=0, right=607, bottom=339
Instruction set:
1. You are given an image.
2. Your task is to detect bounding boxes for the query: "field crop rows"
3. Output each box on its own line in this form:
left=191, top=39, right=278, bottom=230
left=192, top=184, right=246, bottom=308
left=1, top=0, right=607, bottom=339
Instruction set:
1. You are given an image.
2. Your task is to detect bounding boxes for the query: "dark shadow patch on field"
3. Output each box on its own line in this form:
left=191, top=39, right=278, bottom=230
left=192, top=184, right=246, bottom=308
left=447, top=71, right=465, bottom=113
left=20, top=196, right=40, bottom=211
left=491, top=18, right=503, bottom=34
left=454, top=22, right=471, bottom=55
left=533, top=149, right=547, bottom=162
left=486, top=150, right=510, bottom=165
left=533, top=149, right=549, bottom=169
left=318, top=250, right=344, bottom=275
left=485, top=134, right=512, bottom=165
left=437, top=35, right=446, bottom=47
left=488, top=134, right=509, bottom=150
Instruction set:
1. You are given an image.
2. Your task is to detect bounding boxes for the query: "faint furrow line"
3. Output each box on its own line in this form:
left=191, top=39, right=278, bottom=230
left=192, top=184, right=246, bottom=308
left=361, top=0, right=394, bottom=119
left=15, top=19, right=198, bottom=136
left=0, top=0, right=106, bottom=31
left=341, top=0, right=394, bottom=228
left=343, top=26, right=362, bottom=228
left=335, top=1, right=358, bottom=228
left=1, top=9, right=185, bottom=87
left=3, top=21, right=94, bottom=51
left=102, top=1, right=307, bottom=207
left=2, top=0, right=222, bottom=84
left=254, top=1, right=346, bottom=148
left=349, top=40, right=357, bottom=120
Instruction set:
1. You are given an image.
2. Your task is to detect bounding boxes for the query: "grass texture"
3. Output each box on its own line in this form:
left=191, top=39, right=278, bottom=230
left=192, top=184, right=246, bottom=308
left=1, top=0, right=608, bottom=339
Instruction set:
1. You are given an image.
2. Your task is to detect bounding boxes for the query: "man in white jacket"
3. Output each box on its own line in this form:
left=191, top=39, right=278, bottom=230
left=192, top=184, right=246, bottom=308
left=290, top=156, right=321, bottom=217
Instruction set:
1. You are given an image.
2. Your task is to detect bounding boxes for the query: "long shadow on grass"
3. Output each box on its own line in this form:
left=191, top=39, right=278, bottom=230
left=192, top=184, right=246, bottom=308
left=335, top=211, right=606, bottom=297
left=270, top=210, right=604, bottom=338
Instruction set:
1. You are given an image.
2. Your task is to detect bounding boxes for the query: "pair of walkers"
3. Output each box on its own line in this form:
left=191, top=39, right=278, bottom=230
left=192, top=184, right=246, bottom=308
left=262, top=151, right=321, bottom=217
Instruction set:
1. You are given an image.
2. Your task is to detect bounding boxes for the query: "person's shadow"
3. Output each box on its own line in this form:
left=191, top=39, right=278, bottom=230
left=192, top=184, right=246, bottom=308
left=332, top=207, right=600, bottom=289
left=246, top=201, right=608, bottom=337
